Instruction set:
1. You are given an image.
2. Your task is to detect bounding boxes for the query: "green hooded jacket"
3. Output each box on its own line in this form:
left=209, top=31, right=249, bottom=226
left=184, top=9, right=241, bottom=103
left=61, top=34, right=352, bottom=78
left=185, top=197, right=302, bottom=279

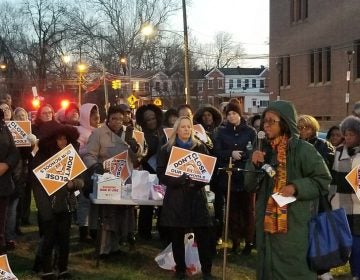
left=244, top=100, right=332, bottom=280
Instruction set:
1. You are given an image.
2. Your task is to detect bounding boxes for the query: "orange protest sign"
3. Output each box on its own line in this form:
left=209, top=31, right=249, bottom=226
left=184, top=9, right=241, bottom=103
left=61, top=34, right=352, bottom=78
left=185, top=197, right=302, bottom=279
left=133, top=130, right=145, bottom=147
left=33, top=144, right=87, bottom=196
left=0, top=254, right=17, bottom=279
left=163, top=127, right=174, bottom=141
left=165, top=146, right=217, bottom=183
left=6, top=121, right=32, bottom=147
left=345, top=164, right=360, bottom=201
left=103, top=150, right=131, bottom=182
left=193, top=124, right=207, bottom=143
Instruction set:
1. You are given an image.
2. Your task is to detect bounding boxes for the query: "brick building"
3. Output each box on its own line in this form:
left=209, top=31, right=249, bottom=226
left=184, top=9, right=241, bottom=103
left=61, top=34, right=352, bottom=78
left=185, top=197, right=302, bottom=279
left=269, top=0, right=360, bottom=128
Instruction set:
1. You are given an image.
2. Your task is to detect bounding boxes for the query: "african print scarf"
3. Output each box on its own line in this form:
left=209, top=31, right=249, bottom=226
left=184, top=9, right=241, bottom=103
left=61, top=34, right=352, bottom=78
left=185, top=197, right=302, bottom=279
left=264, top=135, right=289, bottom=234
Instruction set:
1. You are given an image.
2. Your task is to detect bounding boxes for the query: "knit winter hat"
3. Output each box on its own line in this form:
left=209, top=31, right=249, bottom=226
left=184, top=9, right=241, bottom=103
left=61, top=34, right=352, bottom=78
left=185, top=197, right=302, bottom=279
left=225, top=102, right=242, bottom=116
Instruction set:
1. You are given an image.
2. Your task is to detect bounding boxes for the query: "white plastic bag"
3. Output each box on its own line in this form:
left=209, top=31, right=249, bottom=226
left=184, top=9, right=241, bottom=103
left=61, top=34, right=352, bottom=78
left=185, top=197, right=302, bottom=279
left=131, top=170, right=151, bottom=200
left=150, top=184, right=166, bottom=200
left=154, top=233, right=201, bottom=276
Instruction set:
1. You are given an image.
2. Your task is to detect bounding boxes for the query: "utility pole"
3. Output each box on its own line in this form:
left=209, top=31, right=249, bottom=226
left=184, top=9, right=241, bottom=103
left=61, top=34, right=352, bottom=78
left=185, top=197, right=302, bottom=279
left=182, top=0, right=191, bottom=105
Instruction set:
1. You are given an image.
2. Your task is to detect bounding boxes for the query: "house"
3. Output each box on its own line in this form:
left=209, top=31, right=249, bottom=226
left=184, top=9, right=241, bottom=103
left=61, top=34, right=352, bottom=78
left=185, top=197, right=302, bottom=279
left=269, top=0, right=360, bottom=128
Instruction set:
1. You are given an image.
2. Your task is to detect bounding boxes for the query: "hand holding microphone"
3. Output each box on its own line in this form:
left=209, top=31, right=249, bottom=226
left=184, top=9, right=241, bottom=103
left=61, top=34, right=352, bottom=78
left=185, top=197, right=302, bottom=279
left=252, top=131, right=266, bottom=165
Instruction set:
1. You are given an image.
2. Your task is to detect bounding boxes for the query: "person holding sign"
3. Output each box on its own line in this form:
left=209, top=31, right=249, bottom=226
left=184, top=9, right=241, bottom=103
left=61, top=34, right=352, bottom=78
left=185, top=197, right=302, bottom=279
left=332, top=115, right=360, bottom=279
left=0, top=108, right=19, bottom=254
left=31, top=122, right=84, bottom=280
left=244, top=100, right=331, bottom=280
left=82, top=105, right=140, bottom=258
left=157, top=116, right=214, bottom=280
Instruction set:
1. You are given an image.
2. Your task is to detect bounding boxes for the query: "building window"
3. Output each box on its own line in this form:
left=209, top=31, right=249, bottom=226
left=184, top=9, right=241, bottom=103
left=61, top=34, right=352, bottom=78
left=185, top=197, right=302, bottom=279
left=163, top=82, right=168, bottom=91
left=218, top=79, right=223, bottom=89
left=286, top=56, right=291, bottom=86
left=252, top=79, right=256, bottom=88
left=260, top=79, right=265, bottom=88
left=245, top=79, right=249, bottom=88
left=290, top=0, right=308, bottom=23
left=208, top=79, right=213, bottom=89
left=252, top=99, right=256, bottom=106
left=198, top=81, right=203, bottom=91
left=260, top=100, right=269, bottom=107
left=356, top=39, right=360, bottom=79
left=155, top=82, right=160, bottom=91
left=237, top=79, right=241, bottom=88
left=325, top=47, right=331, bottom=82
left=229, top=79, right=233, bottom=89
left=310, top=50, right=315, bottom=83
left=318, top=48, right=322, bottom=83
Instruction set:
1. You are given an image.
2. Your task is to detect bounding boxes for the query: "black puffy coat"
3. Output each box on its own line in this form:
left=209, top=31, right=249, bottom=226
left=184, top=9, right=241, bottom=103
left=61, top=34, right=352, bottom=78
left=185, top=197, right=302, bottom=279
left=157, top=142, right=212, bottom=228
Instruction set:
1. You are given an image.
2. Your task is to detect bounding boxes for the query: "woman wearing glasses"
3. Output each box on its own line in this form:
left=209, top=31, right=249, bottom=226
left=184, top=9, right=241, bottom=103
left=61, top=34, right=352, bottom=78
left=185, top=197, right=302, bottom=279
left=245, top=100, right=332, bottom=280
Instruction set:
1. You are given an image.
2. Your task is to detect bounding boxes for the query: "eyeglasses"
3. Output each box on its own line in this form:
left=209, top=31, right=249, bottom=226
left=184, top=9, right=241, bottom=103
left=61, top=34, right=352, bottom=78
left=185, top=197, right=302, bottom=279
left=41, top=111, right=53, bottom=115
left=263, top=119, right=280, bottom=126
left=297, top=125, right=311, bottom=130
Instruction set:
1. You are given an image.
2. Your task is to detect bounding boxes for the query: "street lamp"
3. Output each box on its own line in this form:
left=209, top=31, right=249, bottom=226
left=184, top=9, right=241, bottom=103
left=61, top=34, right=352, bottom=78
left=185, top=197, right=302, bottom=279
left=346, top=50, right=355, bottom=116
left=141, top=19, right=191, bottom=106
left=77, top=62, right=87, bottom=106
left=276, top=60, right=283, bottom=101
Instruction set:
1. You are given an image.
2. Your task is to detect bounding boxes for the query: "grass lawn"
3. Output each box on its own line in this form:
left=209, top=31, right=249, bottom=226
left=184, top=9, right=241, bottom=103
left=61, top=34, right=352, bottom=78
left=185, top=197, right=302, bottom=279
left=5, top=203, right=353, bottom=280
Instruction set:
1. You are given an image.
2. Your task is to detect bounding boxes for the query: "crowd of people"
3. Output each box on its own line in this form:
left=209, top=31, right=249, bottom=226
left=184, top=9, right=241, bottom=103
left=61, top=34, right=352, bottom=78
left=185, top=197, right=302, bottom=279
left=0, top=90, right=360, bottom=280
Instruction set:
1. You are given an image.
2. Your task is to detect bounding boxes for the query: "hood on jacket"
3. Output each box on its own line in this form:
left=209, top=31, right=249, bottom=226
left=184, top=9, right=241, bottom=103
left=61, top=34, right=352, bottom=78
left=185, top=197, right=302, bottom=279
left=38, top=121, right=80, bottom=157
left=262, top=100, right=299, bottom=138
left=79, top=103, right=98, bottom=130
left=193, top=105, right=223, bottom=128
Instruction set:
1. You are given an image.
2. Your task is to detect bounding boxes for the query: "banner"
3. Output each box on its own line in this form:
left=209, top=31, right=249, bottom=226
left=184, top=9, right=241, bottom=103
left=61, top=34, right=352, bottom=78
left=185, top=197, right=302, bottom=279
left=33, top=144, right=87, bottom=196
left=133, top=130, right=145, bottom=147
left=163, top=124, right=207, bottom=143
left=0, top=255, right=17, bottom=280
left=6, top=121, right=32, bottom=147
left=103, top=150, right=131, bottom=182
left=345, top=164, right=360, bottom=201
left=165, top=146, right=217, bottom=183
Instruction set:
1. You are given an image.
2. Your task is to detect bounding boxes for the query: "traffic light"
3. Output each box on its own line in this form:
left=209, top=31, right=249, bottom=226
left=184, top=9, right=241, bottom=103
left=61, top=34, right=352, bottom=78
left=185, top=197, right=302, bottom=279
left=32, top=97, right=40, bottom=109
left=111, top=80, right=121, bottom=90
left=60, top=99, right=70, bottom=109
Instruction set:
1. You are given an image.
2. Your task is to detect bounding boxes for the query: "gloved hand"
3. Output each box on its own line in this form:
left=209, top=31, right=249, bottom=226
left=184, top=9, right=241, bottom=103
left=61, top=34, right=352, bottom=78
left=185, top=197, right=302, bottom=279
left=27, top=133, right=37, bottom=146
left=178, top=173, right=191, bottom=187
left=125, top=127, right=139, bottom=153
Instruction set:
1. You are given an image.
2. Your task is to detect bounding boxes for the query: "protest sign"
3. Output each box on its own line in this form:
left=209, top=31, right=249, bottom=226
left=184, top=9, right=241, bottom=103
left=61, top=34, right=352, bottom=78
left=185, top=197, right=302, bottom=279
left=163, top=125, right=207, bottom=143
left=33, top=144, right=87, bottom=196
left=345, top=164, right=360, bottom=201
left=6, top=121, right=32, bottom=147
left=163, top=127, right=174, bottom=141
left=165, top=146, right=217, bottom=183
left=133, top=130, right=145, bottom=147
left=103, top=150, right=131, bottom=182
left=0, top=255, right=17, bottom=280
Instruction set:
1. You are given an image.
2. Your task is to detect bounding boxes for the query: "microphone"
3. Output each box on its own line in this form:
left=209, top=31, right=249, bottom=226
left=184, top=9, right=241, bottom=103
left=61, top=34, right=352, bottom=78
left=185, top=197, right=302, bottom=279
left=257, top=131, right=266, bottom=151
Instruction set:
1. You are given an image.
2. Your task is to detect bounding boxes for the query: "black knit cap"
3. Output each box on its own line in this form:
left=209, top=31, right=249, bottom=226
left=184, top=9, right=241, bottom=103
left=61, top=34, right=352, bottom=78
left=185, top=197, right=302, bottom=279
left=225, top=102, right=242, bottom=116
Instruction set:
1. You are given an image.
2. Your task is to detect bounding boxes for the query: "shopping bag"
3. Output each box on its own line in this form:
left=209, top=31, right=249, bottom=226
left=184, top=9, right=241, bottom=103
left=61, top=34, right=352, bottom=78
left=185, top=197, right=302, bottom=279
left=154, top=233, right=201, bottom=275
left=154, top=243, right=176, bottom=270
left=131, top=170, right=151, bottom=200
left=150, top=184, right=166, bottom=200
left=308, top=195, right=353, bottom=271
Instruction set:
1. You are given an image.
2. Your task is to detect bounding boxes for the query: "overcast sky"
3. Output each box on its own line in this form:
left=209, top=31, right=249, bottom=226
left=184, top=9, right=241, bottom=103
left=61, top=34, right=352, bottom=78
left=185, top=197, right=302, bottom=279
left=169, top=0, right=269, bottom=67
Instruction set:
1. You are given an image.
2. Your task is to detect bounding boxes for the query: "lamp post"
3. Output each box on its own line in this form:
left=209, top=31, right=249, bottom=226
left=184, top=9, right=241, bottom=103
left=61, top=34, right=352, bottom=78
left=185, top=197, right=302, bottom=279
left=346, top=50, right=355, bottom=116
left=276, top=60, right=282, bottom=101
left=141, top=20, right=191, bottom=106
left=77, top=62, right=87, bottom=106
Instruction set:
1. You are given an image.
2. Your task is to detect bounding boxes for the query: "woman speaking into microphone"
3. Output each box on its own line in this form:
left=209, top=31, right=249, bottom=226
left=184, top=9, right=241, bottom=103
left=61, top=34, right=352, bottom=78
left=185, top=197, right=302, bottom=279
left=244, top=100, right=331, bottom=280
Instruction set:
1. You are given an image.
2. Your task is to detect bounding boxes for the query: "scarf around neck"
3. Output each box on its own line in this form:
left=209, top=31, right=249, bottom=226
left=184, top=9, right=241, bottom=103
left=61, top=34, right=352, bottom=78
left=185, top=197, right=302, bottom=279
left=264, top=135, right=289, bottom=234
left=176, top=136, right=193, bottom=149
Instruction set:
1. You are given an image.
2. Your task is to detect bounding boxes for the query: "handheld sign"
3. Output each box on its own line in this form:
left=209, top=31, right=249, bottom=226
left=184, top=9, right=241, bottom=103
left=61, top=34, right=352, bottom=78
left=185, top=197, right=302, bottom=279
left=163, top=125, right=207, bottom=143
left=165, top=146, right=217, bottom=183
left=345, top=164, right=360, bottom=201
left=193, top=124, right=208, bottom=143
left=163, top=127, right=174, bottom=141
left=103, top=150, right=131, bottom=182
left=6, top=121, right=32, bottom=147
left=33, top=144, right=87, bottom=196
left=0, top=255, right=18, bottom=280
left=133, top=130, right=145, bottom=147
